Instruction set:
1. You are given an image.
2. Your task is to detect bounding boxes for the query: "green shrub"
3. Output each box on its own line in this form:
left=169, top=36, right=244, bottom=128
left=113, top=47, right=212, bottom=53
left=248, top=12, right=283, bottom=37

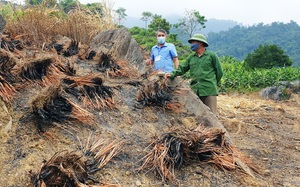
left=245, top=44, right=293, bottom=69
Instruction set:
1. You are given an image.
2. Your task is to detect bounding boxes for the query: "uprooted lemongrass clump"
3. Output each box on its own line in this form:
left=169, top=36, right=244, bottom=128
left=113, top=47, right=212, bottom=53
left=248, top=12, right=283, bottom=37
left=53, top=56, right=77, bottom=76
left=107, top=60, right=140, bottom=78
left=137, top=133, right=183, bottom=182
left=136, top=78, right=182, bottom=112
left=97, top=53, right=139, bottom=78
left=0, top=75, right=16, bottom=103
left=97, top=54, right=120, bottom=72
left=30, top=149, right=122, bottom=187
left=30, top=151, right=88, bottom=187
left=78, top=134, right=125, bottom=173
left=30, top=84, right=93, bottom=132
left=18, top=56, right=53, bottom=81
left=182, top=125, right=261, bottom=176
left=15, top=55, right=65, bottom=87
left=138, top=125, right=260, bottom=183
left=0, top=49, right=17, bottom=79
left=0, top=37, right=24, bottom=52
left=63, top=75, right=115, bottom=109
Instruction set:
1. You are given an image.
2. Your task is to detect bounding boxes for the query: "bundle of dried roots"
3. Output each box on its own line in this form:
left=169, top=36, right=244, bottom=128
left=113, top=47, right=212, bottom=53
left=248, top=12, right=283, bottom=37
left=139, top=125, right=259, bottom=182
left=30, top=84, right=93, bottom=132
left=53, top=56, right=76, bottom=76
left=136, top=78, right=182, bottom=112
left=0, top=49, right=17, bottom=79
left=63, top=75, right=115, bottom=109
left=0, top=36, right=24, bottom=52
left=97, top=54, right=139, bottom=78
left=30, top=148, right=122, bottom=187
left=0, top=75, right=16, bottom=103
left=50, top=38, right=79, bottom=57
left=79, top=134, right=125, bottom=173
left=15, top=55, right=65, bottom=86
left=138, top=133, right=183, bottom=182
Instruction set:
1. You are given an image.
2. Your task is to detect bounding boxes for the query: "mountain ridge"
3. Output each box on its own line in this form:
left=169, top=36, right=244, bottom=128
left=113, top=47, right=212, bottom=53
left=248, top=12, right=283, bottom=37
left=122, top=14, right=240, bottom=35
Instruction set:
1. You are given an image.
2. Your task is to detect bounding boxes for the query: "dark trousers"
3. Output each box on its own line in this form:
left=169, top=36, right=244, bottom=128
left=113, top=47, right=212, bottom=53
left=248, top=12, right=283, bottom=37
left=199, top=96, right=217, bottom=115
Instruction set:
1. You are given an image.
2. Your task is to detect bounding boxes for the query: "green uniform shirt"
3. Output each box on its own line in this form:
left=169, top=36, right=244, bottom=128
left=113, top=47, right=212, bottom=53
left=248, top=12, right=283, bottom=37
left=170, top=50, right=223, bottom=96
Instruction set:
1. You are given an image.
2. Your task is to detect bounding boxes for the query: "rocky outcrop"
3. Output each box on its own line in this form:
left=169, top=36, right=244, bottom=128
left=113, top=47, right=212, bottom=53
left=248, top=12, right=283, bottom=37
left=167, top=77, right=233, bottom=144
left=0, top=14, right=6, bottom=43
left=260, top=80, right=300, bottom=100
left=0, top=14, right=5, bottom=33
left=88, top=27, right=145, bottom=71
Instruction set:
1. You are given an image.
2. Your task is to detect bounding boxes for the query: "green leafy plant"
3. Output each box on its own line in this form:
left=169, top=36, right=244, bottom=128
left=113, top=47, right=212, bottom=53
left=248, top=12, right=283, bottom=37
left=220, top=56, right=300, bottom=92
left=245, top=44, right=293, bottom=69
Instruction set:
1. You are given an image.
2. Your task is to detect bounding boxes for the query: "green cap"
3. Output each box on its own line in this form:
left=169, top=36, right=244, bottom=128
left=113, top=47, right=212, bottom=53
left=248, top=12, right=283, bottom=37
left=188, top=34, right=209, bottom=47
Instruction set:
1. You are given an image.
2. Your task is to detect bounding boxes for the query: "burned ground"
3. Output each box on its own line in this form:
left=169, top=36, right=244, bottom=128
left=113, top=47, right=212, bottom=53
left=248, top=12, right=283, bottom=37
left=0, top=31, right=299, bottom=187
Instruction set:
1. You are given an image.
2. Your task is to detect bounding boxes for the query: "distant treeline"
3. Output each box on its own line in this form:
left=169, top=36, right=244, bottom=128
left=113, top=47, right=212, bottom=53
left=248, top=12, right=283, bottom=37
left=206, top=21, right=300, bottom=66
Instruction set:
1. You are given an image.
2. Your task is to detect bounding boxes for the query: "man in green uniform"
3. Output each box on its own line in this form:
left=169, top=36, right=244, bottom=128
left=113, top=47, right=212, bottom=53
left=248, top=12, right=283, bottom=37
left=165, top=34, right=223, bottom=115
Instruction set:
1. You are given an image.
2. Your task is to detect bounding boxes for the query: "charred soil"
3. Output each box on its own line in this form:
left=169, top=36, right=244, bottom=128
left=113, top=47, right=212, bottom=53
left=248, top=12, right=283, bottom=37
left=0, top=35, right=299, bottom=187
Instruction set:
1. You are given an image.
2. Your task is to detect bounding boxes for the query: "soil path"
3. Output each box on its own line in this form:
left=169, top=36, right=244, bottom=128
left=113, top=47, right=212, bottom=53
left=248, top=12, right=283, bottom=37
left=218, top=92, right=300, bottom=187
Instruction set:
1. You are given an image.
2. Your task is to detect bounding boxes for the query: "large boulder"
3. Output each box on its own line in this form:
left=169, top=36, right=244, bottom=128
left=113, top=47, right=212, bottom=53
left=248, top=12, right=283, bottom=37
left=0, top=14, right=5, bottom=33
left=0, top=14, right=6, bottom=43
left=167, top=77, right=233, bottom=144
left=88, top=27, right=145, bottom=71
left=260, top=80, right=300, bottom=100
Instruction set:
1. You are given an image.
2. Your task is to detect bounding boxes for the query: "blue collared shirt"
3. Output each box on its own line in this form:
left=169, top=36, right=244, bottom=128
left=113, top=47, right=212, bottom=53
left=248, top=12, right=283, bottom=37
left=150, top=42, right=178, bottom=73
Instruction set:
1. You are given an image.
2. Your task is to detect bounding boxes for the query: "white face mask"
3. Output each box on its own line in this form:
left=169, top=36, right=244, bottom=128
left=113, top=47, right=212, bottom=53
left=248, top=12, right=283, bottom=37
left=157, top=37, right=166, bottom=44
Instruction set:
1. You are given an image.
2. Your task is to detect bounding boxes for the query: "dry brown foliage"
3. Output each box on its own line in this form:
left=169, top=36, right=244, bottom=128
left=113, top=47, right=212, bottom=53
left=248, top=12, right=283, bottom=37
left=136, top=78, right=182, bottom=112
left=79, top=134, right=125, bottom=171
left=30, top=83, right=94, bottom=131
left=4, top=2, right=118, bottom=48
left=30, top=135, right=124, bottom=187
left=139, top=125, right=260, bottom=183
left=7, top=51, right=72, bottom=85
left=106, top=60, right=140, bottom=79
left=138, top=136, right=178, bottom=182
left=63, top=75, right=116, bottom=110
left=0, top=75, right=16, bottom=103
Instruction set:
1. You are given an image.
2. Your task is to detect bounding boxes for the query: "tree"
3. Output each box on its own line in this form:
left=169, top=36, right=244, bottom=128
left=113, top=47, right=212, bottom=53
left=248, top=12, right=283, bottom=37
left=244, top=44, right=293, bottom=69
left=85, top=3, right=103, bottom=15
left=174, top=9, right=207, bottom=37
left=140, top=11, right=152, bottom=30
left=27, top=0, right=57, bottom=8
left=26, top=0, right=43, bottom=5
left=115, top=7, right=127, bottom=26
left=59, top=0, right=78, bottom=13
left=148, top=14, right=171, bottom=33
left=43, top=0, right=57, bottom=7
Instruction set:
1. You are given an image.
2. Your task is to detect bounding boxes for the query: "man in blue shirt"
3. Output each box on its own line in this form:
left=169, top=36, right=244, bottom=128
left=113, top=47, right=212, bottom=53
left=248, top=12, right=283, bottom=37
left=146, top=29, right=179, bottom=73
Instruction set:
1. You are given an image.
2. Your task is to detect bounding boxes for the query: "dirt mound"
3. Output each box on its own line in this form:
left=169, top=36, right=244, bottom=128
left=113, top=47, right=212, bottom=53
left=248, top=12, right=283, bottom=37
left=0, top=28, right=299, bottom=187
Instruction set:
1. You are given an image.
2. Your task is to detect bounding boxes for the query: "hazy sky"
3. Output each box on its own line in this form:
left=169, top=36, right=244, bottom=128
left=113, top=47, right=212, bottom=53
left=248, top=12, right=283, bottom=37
left=79, top=0, right=299, bottom=26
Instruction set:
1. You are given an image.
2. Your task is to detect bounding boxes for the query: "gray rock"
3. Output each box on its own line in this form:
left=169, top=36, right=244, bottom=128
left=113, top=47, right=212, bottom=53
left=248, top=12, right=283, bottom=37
left=89, top=27, right=145, bottom=72
left=0, top=14, right=5, bottom=33
left=167, top=77, right=233, bottom=144
left=288, top=80, right=300, bottom=93
left=260, top=85, right=289, bottom=100
left=0, top=14, right=6, bottom=44
left=260, top=80, right=300, bottom=100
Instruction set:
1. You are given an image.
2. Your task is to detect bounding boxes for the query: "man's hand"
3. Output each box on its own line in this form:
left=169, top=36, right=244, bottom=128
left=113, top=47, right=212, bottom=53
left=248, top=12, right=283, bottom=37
left=164, top=73, right=171, bottom=79
left=145, top=59, right=152, bottom=65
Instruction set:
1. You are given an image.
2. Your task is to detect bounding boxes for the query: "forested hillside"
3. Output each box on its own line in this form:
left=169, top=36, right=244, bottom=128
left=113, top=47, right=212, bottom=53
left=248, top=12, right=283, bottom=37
left=172, top=18, right=239, bottom=44
left=207, top=21, right=300, bottom=66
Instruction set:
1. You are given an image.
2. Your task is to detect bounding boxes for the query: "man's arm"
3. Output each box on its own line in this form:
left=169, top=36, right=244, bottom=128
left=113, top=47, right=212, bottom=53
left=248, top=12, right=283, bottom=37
left=146, top=59, right=154, bottom=65
left=173, top=57, right=179, bottom=69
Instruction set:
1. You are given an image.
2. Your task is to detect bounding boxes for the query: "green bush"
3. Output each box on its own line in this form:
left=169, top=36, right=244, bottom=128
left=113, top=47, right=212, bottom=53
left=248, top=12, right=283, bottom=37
left=245, top=44, right=293, bottom=69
